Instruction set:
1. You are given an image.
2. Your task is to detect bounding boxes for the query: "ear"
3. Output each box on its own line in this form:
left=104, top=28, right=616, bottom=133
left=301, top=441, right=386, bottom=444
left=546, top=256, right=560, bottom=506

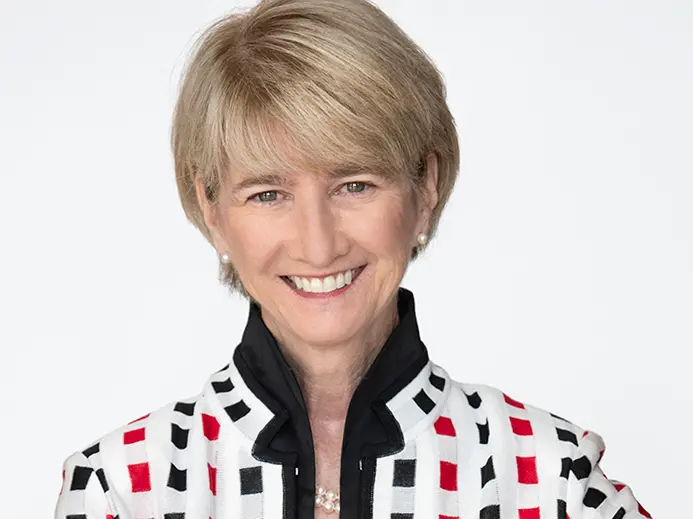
left=194, top=175, right=229, bottom=255
left=418, top=152, right=439, bottom=229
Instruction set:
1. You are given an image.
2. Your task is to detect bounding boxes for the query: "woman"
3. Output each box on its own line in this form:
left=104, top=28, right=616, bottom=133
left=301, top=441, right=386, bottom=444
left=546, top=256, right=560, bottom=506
left=54, top=0, right=650, bottom=518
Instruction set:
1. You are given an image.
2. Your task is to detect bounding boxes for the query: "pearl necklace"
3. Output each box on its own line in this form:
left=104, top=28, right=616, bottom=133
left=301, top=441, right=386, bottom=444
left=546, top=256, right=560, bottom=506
left=315, top=486, right=340, bottom=513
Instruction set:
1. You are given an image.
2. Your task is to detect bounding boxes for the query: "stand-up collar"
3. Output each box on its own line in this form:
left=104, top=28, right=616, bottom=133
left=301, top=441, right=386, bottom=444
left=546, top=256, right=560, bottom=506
left=204, top=287, right=451, bottom=518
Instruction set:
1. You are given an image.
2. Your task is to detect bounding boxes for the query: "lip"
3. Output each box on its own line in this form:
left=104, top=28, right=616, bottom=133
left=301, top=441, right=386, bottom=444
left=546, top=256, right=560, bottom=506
left=281, top=265, right=367, bottom=299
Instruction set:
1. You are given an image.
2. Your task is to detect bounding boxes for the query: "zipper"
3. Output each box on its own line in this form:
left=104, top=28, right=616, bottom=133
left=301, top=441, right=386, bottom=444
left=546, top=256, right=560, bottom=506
left=358, top=457, right=376, bottom=519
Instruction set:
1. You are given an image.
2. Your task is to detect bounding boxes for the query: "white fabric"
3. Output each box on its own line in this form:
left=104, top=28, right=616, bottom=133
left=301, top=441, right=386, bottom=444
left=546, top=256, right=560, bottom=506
left=54, top=360, right=651, bottom=519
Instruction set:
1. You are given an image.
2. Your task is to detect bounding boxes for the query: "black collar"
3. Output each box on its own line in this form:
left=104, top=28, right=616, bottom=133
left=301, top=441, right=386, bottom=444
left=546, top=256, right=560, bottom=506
left=205, top=287, right=447, bottom=518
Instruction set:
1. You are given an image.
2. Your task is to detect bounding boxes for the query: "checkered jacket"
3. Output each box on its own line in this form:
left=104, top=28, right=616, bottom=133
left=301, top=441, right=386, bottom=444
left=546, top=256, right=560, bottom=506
left=54, top=289, right=651, bottom=519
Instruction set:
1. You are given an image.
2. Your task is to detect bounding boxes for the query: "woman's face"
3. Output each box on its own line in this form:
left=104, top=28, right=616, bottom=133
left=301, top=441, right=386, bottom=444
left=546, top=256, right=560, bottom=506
left=197, top=155, right=438, bottom=349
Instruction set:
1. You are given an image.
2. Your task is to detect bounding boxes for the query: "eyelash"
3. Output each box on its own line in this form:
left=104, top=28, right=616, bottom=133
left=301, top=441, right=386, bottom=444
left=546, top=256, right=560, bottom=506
left=248, top=181, right=375, bottom=205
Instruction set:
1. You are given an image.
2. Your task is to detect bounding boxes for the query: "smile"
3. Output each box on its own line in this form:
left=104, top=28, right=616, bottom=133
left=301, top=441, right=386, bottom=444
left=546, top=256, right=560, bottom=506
left=281, top=266, right=366, bottom=294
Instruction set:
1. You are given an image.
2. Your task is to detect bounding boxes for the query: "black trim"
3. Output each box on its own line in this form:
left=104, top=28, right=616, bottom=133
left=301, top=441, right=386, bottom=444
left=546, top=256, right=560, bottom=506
left=282, top=464, right=298, bottom=519
left=358, top=457, right=377, bottom=519
left=231, top=287, right=429, bottom=519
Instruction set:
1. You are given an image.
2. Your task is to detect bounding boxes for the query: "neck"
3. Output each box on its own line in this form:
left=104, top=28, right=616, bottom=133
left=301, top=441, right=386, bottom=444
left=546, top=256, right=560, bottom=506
left=262, top=297, right=399, bottom=425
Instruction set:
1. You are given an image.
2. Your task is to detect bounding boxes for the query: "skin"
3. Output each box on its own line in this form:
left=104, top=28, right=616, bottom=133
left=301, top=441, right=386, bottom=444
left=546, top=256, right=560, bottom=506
left=195, top=152, right=438, bottom=515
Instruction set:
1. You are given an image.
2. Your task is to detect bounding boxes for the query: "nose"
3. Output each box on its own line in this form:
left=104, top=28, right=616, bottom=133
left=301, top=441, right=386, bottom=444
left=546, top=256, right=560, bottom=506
left=290, top=190, right=348, bottom=269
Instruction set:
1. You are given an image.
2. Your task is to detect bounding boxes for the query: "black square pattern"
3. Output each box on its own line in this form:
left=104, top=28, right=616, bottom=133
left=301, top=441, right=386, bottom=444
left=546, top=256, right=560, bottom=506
left=240, top=466, right=263, bottom=495
left=226, top=401, right=251, bottom=422
left=413, top=390, right=435, bottom=414
left=171, top=423, right=189, bottom=450
left=70, top=466, right=93, bottom=491
left=174, top=401, right=196, bottom=416
left=82, top=442, right=100, bottom=458
left=477, top=420, right=489, bottom=445
left=571, top=456, right=592, bottom=480
left=168, top=463, right=187, bottom=492
left=392, top=459, right=416, bottom=487
left=559, top=457, right=571, bottom=479
left=583, top=488, right=607, bottom=508
left=95, top=468, right=109, bottom=492
left=465, top=391, right=482, bottom=409
left=428, top=372, right=445, bottom=391
left=480, top=505, right=500, bottom=519
left=480, top=456, right=496, bottom=488
left=212, top=378, right=234, bottom=393
left=556, top=428, right=578, bottom=446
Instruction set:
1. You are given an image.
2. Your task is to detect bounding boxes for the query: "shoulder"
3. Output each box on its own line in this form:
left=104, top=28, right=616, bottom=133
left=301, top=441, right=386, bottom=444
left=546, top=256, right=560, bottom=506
left=436, top=371, right=652, bottom=518
left=75, top=389, right=206, bottom=462
left=57, top=389, right=213, bottom=518
left=442, top=375, right=602, bottom=465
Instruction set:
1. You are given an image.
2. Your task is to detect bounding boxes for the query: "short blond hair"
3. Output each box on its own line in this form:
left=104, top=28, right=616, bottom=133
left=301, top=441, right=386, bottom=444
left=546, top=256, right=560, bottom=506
left=171, top=0, right=460, bottom=296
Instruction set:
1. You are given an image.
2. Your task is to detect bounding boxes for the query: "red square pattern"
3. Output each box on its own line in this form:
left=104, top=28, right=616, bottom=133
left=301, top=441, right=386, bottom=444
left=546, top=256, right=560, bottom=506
left=613, top=482, right=626, bottom=492
left=509, top=417, right=533, bottom=436
left=638, top=503, right=652, bottom=518
left=516, top=456, right=538, bottom=484
left=124, top=427, right=146, bottom=445
left=518, top=507, right=540, bottom=519
left=503, top=393, right=525, bottom=409
left=439, top=461, right=457, bottom=491
left=127, top=462, right=151, bottom=493
left=107, top=515, right=116, bottom=519
left=208, top=463, right=217, bottom=496
left=439, top=516, right=459, bottom=519
left=434, top=416, right=456, bottom=437
left=202, top=413, right=220, bottom=441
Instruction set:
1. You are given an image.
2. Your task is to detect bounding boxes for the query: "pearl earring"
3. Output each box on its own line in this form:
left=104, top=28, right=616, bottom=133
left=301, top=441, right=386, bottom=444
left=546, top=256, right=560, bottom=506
left=416, top=232, right=428, bottom=247
left=220, top=252, right=230, bottom=264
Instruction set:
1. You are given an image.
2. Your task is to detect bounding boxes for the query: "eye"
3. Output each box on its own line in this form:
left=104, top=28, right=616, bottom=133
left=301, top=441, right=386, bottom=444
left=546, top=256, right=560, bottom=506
left=342, top=181, right=372, bottom=194
left=250, top=191, right=279, bottom=204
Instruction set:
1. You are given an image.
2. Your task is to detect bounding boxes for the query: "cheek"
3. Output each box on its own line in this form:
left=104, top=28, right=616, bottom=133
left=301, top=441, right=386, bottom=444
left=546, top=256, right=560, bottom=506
left=222, top=214, right=283, bottom=272
left=346, top=195, right=416, bottom=258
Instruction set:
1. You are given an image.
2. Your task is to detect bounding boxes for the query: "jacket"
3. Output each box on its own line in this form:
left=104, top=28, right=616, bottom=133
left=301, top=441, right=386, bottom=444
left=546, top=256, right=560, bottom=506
left=54, top=288, right=651, bottom=519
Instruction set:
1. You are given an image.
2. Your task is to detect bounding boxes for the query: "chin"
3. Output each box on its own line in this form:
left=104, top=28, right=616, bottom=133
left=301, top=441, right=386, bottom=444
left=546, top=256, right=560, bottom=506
left=290, top=318, right=361, bottom=348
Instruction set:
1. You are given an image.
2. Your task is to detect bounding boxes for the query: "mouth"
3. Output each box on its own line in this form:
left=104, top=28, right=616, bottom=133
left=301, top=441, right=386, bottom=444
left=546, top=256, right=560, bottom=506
left=280, top=265, right=367, bottom=296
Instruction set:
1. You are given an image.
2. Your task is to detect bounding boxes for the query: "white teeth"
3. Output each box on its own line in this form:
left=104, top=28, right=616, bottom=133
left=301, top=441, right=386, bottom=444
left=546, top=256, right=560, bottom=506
left=323, top=275, right=337, bottom=292
left=289, top=269, right=356, bottom=293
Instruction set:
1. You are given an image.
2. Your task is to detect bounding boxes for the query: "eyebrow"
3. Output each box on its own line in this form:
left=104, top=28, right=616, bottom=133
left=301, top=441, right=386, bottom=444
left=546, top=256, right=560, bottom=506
left=230, top=173, right=293, bottom=194
left=229, top=166, right=379, bottom=194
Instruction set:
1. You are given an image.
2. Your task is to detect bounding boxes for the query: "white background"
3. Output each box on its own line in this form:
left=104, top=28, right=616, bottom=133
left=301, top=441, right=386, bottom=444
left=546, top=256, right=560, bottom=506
left=1, top=0, right=690, bottom=516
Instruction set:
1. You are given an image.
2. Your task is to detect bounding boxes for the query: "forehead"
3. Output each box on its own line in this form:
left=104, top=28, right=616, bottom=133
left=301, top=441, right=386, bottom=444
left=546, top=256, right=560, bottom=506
left=218, top=109, right=406, bottom=192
